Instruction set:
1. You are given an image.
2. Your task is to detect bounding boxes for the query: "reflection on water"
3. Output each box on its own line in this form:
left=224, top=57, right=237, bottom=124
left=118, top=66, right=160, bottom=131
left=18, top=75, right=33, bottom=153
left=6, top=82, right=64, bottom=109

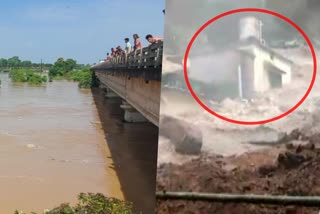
left=91, top=88, right=159, bottom=214
left=0, top=73, right=158, bottom=213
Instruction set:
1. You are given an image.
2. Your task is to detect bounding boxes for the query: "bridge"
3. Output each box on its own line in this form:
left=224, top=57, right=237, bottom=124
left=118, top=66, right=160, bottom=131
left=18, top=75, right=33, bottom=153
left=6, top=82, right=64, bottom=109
left=90, top=42, right=163, bottom=127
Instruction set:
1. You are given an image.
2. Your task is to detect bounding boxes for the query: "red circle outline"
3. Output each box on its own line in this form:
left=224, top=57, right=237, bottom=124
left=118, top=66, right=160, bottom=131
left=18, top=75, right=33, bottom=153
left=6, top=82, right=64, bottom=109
left=183, top=8, right=317, bottom=125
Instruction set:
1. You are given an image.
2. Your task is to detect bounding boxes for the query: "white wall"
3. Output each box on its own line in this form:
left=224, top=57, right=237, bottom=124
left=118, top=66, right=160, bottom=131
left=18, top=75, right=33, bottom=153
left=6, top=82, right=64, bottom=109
left=252, top=46, right=292, bottom=92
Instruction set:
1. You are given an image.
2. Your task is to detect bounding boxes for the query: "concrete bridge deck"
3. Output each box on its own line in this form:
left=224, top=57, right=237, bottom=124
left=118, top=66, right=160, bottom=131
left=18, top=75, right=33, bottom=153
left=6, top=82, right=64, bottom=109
left=91, top=42, right=163, bottom=127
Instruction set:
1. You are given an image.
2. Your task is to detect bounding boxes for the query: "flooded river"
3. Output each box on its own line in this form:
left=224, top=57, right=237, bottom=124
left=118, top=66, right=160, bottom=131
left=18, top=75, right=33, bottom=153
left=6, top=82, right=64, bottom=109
left=0, top=73, right=158, bottom=213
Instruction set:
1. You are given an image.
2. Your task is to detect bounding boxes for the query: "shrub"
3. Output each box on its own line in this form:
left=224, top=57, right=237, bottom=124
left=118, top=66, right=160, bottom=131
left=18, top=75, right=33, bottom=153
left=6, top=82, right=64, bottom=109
left=10, top=69, right=27, bottom=82
left=69, top=68, right=92, bottom=89
left=14, top=193, right=134, bottom=214
left=9, top=69, right=47, bottom=85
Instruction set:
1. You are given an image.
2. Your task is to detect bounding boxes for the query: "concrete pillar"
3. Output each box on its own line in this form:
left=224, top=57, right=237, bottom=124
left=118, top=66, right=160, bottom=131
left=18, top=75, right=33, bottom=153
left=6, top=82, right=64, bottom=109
left=104, top=87, right=119, bottom=98
left=99, top=84, right=107, bottom=89
left=238, top=16, right=263, bottom=99
left=240, top=54, right=255, bottom=99
left=120, top=101, right=147, bottom=123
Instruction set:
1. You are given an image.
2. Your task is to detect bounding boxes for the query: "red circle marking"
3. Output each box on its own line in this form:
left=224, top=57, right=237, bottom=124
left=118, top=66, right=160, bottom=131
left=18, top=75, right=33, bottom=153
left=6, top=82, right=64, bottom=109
left=183, top=8, right=317, bottom=125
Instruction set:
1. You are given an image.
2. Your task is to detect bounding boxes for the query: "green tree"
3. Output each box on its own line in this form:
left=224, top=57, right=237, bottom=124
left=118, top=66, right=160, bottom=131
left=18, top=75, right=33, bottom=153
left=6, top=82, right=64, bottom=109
left=21, top=60, right=32, bottom=68
left=7, top=56, right=21, bottom=68
left=65, top=58, right=77, bottom=72
left=0, top=58, right=8, bottom=68
left=49, top=58, right=66, bottom=77
left=49, top=58, right=79, bottom=78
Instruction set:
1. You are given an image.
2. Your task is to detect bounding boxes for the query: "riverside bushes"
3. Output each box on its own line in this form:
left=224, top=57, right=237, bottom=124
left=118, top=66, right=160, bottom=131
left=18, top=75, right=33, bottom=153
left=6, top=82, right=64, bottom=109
left=14, top=193, right=134, bottom=214
left=48, top=57, right=93, bottom=89
left=66, top=67, right=93, bottom=89
left=9, top=69, right=47, bottom=85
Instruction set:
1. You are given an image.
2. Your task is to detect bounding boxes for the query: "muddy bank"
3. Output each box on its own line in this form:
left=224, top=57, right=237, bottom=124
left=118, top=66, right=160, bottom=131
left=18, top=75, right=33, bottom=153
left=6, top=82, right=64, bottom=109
left=156, top=132, right=320, bottom=214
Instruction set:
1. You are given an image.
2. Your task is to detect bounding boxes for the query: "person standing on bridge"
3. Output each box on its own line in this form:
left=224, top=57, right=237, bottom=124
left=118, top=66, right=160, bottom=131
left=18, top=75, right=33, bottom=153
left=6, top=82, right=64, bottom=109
left=145, top=34, right=163, bottom=45
left=111, top=48, right=116, bottom=57
left=116, top=46, right=125, bottom=56
left=133, top=34, right=142, bottom=51
left=124, top=38, right=132, bottom=54
left=106, top=53, right=111, bottom=61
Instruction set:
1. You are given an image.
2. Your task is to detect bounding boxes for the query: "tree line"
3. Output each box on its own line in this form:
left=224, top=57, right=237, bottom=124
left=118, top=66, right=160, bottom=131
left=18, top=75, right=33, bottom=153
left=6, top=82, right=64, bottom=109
left=1, top=56, right=94, bottom=88
left=0, top=56, right=52, bottom=69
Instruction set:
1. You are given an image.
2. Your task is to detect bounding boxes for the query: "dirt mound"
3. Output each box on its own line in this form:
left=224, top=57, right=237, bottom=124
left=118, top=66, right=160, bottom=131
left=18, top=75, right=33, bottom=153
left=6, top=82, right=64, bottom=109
left=156, top=139, right=320, bottom=214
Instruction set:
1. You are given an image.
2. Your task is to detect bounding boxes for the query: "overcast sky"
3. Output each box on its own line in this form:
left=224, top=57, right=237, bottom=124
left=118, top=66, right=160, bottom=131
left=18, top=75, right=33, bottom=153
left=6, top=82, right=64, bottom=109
left=0, top=0, right=165, bottom=64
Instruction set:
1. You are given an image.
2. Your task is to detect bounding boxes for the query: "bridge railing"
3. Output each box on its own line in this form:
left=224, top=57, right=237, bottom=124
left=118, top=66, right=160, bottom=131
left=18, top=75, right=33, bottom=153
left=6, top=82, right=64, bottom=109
left=107, top=41, right=163, bottom=69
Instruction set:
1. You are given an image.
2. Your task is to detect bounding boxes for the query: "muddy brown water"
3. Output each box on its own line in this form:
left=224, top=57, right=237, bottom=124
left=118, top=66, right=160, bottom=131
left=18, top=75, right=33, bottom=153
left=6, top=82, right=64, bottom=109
left=0, top=73, right=158, bottom=213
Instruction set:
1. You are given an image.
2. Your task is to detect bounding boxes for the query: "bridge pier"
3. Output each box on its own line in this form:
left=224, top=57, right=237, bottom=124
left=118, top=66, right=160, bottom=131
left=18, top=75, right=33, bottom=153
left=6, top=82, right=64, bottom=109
left=104, top=87, right=119, bottom=98
left=99, top=84, right=107, bottom=89
left=120, top=101, right=148, bottom=123
left=100, top=84, right=119, bottom=98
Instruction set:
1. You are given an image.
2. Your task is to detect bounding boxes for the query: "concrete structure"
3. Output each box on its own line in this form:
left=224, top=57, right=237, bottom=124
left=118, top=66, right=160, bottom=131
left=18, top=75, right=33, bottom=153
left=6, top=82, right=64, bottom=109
left=238, top=39, right=293, bottom=98
left=91, top=42, right=163, bottom=127
left=238, top=16, right=293, bottom=98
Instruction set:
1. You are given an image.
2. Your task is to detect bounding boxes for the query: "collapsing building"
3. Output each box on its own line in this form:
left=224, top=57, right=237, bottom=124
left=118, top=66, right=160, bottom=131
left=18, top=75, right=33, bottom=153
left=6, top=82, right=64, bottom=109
left=162, top=16, right=294, bottom=102
left=237, top=16, right=294, bottom=99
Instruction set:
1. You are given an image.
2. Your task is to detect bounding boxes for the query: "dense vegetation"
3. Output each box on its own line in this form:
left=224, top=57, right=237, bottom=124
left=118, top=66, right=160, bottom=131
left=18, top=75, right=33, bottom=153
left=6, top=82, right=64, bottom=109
left=9, top=69, right=47, bottom=85
left=49, top=58, right=93, bottom=88
left=1, top=56, right=94, bottom=89
left=14, top=193, right=134, bottom=214
left=49, top=58, right=77, bottom=78
left=67, top=68, right=93, bottom=88
left=0, top=56, right=52, bottom=70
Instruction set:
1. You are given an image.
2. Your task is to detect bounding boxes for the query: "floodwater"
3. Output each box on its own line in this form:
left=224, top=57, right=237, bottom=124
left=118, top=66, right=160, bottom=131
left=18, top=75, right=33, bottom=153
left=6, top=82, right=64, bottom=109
left=0, top=72, right=158, bottom=213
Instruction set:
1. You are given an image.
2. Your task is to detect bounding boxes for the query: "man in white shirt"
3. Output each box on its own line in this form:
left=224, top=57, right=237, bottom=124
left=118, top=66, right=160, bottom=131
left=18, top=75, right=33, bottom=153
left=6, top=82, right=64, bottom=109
left=124, top=38, right=132, bottom=54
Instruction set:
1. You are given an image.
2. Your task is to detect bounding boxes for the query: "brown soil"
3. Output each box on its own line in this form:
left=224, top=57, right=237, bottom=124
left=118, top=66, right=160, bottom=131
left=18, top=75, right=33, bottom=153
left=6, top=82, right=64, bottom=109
left=156, top=132, right=320, bottom=214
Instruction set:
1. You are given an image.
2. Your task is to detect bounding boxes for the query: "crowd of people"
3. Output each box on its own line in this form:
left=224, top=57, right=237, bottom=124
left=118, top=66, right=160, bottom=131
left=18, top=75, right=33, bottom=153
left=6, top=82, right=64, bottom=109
left=105, top=34, right=163, bottom=62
